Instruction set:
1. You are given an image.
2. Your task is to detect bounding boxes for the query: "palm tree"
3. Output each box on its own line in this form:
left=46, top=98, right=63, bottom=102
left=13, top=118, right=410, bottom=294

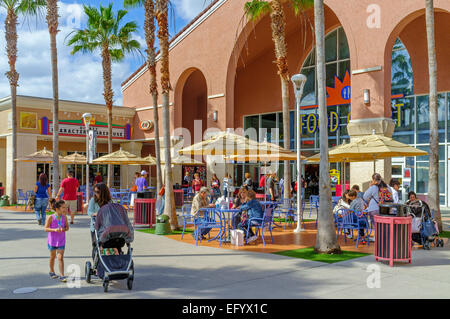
left=244, top=0, right=313, bottom=202
left=156, top=0, right=178, bottom=230
left=46, top=0, right=60, bottom=197
left=67, top=3, right=141, bottom=188
left=124, top=0, right=163, bottom=199
left=425, top=0, right=441, bottom=231
left=1, top=0, right=45, bottom=203
left=313, top=0, right=340, bottom=254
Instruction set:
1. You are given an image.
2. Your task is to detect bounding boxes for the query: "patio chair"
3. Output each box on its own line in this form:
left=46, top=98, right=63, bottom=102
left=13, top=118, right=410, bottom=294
left=284, top=200, right=305, bottom=230
left=309, top=195, right=319, bottom=218
left=16, top=189, right=27, bottom=207
left=120, top=192, right=131, bottom=210
left=193, top=208, right=224, bottom=246
left=336, top=208, right=370, bottom=248
left=245, top=207, right=274, bottom=246
left=185, top=187, right=194, bottom=202
left=180, top=204, right=193, bottom=240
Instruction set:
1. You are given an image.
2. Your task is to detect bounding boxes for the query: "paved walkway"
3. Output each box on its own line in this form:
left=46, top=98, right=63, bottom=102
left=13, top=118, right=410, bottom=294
left=1, top=209, right=449, bottom=299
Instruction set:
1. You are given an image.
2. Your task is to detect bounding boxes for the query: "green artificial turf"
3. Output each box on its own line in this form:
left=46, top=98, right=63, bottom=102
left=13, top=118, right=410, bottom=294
left=439, top=231, right=450, bottom=238
left=137, top=228, right=195, bottom=236
left=273, top=247, right=370, bottom=264
left=273, top=217, right=315, bottom=223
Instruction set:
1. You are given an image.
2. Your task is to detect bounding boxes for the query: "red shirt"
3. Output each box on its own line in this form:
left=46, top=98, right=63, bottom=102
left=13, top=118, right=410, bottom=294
left=259, top=176, right=266, bottom=188
left=94, top=175, right=102, bottom=184
left=61, top=177, right=79, bottom=200
left=192, top=179, right=203, bottom=192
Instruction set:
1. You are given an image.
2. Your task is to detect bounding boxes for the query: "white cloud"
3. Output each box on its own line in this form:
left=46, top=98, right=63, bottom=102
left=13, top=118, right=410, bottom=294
left=172, top=0, right=214, bottom=21
left=0, top=1, right=142, bottom=106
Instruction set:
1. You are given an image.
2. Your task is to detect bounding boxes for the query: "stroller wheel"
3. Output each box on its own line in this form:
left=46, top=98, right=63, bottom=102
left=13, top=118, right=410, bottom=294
left=103, top=280, right=109, bottom=293
left=127, top=276, right=133, bottom=290
left=85, top=262, right=92, bottom=283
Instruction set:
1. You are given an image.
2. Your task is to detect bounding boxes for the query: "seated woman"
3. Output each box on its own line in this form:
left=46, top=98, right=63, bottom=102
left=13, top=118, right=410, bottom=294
left=406, top=191, right=432, bottom=246
left=230, top=187, right=248, bottom=230
left=333, top=190, right=351, bottom=214
left=238, top=190, right=264, bottom=243
left=347, top=190, right=369, bottom=242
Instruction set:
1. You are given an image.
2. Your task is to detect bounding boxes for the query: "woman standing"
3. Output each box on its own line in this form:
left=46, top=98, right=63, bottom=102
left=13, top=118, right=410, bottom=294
left=243, top=173, right=253, bottom=190
left=223, top=173, right=232, bottom=199
left=87, top=183, right=112, bottom=249
left=210, top=174, right=221, bottom=203
left=192, top=173, right=203, bottom=194
left=364, top=173, right=392, bottom=237
left=34, top=173, right=51, bottom=226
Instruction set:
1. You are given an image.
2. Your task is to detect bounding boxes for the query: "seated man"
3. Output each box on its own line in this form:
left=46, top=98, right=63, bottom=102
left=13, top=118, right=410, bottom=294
left=190, top=187, right=215, bottom=240
left=347, top=190, right=369, bottom=241
left=238, top=190, right=264, bottom=243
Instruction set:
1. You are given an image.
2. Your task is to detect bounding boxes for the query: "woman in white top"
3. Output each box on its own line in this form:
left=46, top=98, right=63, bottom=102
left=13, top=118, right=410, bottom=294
left=388, top=179, right=400, bottom=203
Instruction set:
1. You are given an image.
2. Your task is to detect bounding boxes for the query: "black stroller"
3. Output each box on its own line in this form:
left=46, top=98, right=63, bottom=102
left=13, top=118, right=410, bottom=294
left=408, top=200, right=444, bottom=250
left=85, top=203, right=135, bottom=292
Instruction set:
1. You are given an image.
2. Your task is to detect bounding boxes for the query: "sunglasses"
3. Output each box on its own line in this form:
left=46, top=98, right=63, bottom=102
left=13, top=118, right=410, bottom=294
left=94, top=190, right=100, bottom=194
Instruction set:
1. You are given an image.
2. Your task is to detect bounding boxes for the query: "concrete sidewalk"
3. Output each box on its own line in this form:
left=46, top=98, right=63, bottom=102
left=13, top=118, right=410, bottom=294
left=0, top=209, right=449, bottom=299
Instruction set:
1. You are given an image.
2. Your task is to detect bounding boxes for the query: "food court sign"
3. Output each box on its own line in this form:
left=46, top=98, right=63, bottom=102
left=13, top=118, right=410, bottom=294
left=39, top=117, right=132, bottom=140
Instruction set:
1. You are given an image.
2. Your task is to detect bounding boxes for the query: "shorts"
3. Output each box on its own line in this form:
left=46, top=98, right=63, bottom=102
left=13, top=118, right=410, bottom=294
left=48, top=244, right=65, bottom=251
left=65, top=200, right=77, bottom=213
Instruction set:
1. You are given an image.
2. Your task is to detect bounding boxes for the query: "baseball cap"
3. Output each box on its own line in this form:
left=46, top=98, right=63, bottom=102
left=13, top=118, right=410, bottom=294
left=141, top=170, right=147, bottom=176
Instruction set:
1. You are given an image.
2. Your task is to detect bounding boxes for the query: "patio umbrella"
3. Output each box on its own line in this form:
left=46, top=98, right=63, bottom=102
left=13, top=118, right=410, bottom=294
left=161, top=155, right=204, bottom=166
left=60, top=152, right=87, bottom=182
left=15, top=147, right=62, bottom=164
left=307, top=132, right=428, bottom=173
left=178, top=131, right=261, bottom=156
left=93, top=148, right=153, bottom=188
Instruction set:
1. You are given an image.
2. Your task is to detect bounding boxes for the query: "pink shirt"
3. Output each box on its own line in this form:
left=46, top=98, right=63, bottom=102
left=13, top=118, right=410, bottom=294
left=48, top=214, right=66, bottom=247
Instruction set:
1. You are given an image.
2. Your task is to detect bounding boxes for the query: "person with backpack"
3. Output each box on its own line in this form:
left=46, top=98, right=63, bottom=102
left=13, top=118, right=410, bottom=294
left=363, top=173, right=393, bottom=239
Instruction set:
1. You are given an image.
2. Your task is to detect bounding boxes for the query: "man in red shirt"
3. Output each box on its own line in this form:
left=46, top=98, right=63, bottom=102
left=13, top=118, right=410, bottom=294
left=56, top=170, right=79, bottom=224
left=93, top=171, right=102, bottom=185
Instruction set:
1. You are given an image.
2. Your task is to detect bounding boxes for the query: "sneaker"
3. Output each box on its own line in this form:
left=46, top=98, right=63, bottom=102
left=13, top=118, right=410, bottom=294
left=369, top=237, right=375, bottom=242
left=247, top=235, right=258, bottom=243
left=346, top=234, right=353, bottom=239
left=38, top=220, right=41, bottom=225
left=59, top=276, right=67, bottom=283
left=49, top=272, right=58, bottom=279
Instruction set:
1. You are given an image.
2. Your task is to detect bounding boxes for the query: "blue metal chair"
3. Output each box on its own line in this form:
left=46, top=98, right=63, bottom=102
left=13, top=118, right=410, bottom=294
left=16, top=189, right=27, bottom=207
left=193, top=208, right=224, bottom=246
left=185, top=187, right=194, bottom=202
left=309, top=195, right=319, bottom=218
left=336, top=208, right=370, bottom=248
left=180, top=204, right=193, bottom=240
left=120, top=192, right=131, bottom=210
left=285, top=200, right=306, bottom=230
left=245, top=207, right=274, bottom=246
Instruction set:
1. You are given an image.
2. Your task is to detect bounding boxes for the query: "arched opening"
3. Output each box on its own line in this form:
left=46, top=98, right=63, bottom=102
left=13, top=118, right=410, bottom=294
left=180, top=69, right=208, bottom=144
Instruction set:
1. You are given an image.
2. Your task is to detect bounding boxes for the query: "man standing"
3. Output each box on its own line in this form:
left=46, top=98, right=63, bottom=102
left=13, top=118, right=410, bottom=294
left=136, top=170, right=148, bottom=192
left=265, top=173, right=275, bottom=201
left=56, top=170, right=79, bottom=224
left=93, top=171, right=102, bottom=185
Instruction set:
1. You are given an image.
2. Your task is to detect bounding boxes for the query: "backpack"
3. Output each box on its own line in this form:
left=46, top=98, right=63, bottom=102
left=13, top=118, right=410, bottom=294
left=377, top=187, right=393, bottom=204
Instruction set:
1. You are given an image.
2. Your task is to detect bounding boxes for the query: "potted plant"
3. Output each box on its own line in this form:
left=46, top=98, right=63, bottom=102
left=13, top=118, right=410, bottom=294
left=0, top=195, right=10, bottom=207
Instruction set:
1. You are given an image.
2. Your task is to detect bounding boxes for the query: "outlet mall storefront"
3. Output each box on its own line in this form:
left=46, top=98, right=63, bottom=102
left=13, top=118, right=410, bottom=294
left=121, top=0, right=450, bottom=206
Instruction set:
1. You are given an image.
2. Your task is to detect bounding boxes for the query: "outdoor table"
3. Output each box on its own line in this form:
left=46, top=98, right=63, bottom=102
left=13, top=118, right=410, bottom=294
left=216, top=208, right=241, bottom=243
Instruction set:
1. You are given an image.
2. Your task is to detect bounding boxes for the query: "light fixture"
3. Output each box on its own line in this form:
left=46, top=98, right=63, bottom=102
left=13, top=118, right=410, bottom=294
left=213, top=110, right=218, bottom=122
left=364, top=89, right=370, bottom=105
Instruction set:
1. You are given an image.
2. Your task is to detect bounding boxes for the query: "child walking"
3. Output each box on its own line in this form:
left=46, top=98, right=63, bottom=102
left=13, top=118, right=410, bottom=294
left=44, top=199, right=69, bottom=282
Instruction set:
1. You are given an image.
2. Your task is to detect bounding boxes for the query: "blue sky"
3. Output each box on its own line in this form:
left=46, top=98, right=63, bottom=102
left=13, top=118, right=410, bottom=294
left=0, top=0, right=214, bottom=105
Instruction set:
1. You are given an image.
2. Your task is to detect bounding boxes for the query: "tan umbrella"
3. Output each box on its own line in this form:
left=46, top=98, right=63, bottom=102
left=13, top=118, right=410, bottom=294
left=178, top=131, right=261, bottom=156
left=60, top=152, right=87, bottom=164
left=307, top=133, right=428, bottom=173
left=92, top=148, right=150, bottom=165
left=161, top=155, right=204, bottom=166
left=15, top=147, right=62, bottom=164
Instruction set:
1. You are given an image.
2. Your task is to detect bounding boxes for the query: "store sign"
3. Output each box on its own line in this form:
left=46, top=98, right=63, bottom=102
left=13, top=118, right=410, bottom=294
left=88, top=130, right=97, bottom=163
left=139, top=120, right=154, bottom=131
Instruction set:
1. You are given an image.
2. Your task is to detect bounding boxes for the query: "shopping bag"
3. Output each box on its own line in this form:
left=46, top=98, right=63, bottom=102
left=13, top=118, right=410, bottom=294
left=230, top=229, right=244, bottom=246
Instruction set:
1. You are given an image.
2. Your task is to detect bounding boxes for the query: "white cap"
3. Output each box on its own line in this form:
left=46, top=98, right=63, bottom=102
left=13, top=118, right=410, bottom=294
left=141, top=170, right=147, bottom=176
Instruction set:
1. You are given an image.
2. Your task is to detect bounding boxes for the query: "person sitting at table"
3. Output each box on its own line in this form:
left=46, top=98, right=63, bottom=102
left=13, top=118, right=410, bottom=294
left=238, top=190, right=264, bottom=244
left=347, top=190, right=369, bottom=243
left=191, top=187, right=215, bottom=240
left=333, top=189, right=351, bottom=214
left=230, top=187, right=248, bottom=229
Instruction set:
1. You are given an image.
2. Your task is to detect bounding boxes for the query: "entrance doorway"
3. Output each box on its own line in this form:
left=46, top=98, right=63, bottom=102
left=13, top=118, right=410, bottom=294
left=392, top=159, right=405, bottom=202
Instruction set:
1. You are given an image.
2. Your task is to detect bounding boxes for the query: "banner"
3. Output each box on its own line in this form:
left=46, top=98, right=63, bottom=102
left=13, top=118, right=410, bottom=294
left=88, top=130, right=97, bottom=164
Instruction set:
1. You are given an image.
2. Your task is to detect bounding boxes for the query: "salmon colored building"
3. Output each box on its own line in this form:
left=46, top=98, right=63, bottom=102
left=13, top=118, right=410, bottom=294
left=119, top=0, right=449, bottom=205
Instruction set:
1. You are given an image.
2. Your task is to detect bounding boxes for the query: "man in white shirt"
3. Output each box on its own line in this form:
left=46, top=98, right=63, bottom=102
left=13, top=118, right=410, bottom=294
left=389, top=179, right=401, bottom=203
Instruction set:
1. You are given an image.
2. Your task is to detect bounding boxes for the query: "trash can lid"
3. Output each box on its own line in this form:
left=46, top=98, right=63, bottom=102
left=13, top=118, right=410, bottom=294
left=157, top=215, right=170, bottom=223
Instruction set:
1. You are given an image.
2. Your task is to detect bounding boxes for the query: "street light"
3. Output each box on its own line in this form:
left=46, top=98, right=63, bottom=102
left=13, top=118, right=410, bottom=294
left=82, top=113, right=92, bottom=204
left=291, top=74, right=307, bottom=233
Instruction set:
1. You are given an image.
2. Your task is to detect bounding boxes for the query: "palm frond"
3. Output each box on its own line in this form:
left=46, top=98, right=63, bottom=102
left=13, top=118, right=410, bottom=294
left=244, top=0, right=271, bottom=21
left=291, top=0, right=314, bottom=16
left=123, top=0, right=145, bottom=9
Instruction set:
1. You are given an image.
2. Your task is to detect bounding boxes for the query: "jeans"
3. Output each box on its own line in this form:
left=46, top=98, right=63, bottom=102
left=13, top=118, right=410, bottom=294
left=34, top=197, right=48, bottom=224
left=238, top=220, right=260, bottom=238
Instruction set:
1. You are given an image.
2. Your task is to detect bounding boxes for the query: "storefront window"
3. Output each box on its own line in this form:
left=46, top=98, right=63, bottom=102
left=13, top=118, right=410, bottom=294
left=244, top=115, right=259, bottom=140
left=416, top=161, right=445, bottom=194
left=391, top=38, right=413, bottom=96
left=325, top=29, right=337, bottom=62
left=338, top=28, right=349, bottom=60
left=416, top=94, right=445, bottom=143
left=261, top=113, right=277, bottom=143
left=300, top=67, right=316, bottom=106
left=392, top=97, right=415, bottom=144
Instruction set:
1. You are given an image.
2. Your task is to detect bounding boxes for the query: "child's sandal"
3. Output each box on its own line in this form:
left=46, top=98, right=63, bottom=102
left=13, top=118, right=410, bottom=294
left=49, top=272, right=59, bottom=279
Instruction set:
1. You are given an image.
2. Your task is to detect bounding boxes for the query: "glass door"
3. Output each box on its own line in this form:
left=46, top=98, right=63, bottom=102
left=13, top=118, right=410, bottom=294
left=392, top=159, right=405, bottom=202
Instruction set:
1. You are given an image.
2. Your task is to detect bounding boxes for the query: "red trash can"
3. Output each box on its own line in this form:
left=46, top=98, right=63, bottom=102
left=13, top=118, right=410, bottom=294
left=0, top=187, right=4, bottom=197
left=374, top=215, right=412, bottom=267
left=76, top=192, right=84, bottom=213
left=133, top=198, right=156, bottom=227
left=256, top=194, right=265, bottom=201
left=173, top=189, right=184, bottom=207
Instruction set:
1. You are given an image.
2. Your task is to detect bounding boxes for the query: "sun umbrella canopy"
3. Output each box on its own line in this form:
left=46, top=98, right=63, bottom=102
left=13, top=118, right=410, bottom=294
left=307, top=134, right=428, bottom=163
left=15, top=147, right=62, bottom=163
left=161, top=155, right=204, bottom=166
left=92, top=148, right=149, bottom=165
left=178, top=131, right=261, bottom=156
left=226, top=151, right=305, bottom=162
left=141, top=155, right=158, bottom=165
left=60, top=152, right=87, bottom=164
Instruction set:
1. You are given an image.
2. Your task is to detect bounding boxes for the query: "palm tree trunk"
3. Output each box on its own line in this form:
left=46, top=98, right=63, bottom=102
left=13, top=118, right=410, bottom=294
left=145, top=0, right=163, bottom=195
left=5, top=9, right=19, bottom=204
left=269, top=0, right=291, bottom=199
left=47, top=0, right=60, bottom=197
left=157, top=0, right=178, bottom=230
left=102, top=45, right=114, bottom=188
left=425, top=0, right=441, bottom=231
left=314, top=0, right=341, bottom=254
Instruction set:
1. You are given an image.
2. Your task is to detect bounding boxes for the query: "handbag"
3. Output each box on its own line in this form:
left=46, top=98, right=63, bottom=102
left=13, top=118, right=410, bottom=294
left=410, top=213, right=421, bottom=233
left=421, top=214, right=437, bottom=239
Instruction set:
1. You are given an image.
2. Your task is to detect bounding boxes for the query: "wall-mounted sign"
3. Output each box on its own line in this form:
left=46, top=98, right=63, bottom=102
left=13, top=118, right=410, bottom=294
left=139, top=120, right=154, bottom=131
left=20, top=112, right=37, bottom=129
left=88, top=130, right=97, bottom=163
left=403, top=168, right=411, bottom=182
left=40, top=117, right=131, bottom=140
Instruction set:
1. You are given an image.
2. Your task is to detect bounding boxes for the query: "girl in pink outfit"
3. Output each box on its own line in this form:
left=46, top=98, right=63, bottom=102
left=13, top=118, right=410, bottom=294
left=44, top=199, right=69, bottom=282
